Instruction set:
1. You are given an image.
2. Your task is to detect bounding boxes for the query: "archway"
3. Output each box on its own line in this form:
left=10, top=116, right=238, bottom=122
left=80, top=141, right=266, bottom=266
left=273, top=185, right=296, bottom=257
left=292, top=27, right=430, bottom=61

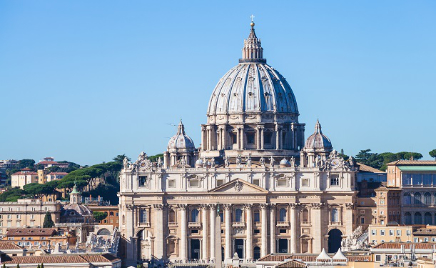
left=97, top=228, right=111, bottom=236
left=328, top=229, right=342, bottom=253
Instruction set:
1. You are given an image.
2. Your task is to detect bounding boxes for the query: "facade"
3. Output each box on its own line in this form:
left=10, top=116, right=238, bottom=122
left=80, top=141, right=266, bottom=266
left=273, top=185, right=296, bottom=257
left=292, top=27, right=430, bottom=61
left=37, top=157, right=69, bottom=169
left=119, top=22, right=358, bottom=266
left=368, top=225, right=436, bottom=245
left=386, top=160, right=436, bottom=225
left=4, top=227, right=72, bottom=248
left=11, top=168, right=38, bottom=189
left=0, top=199, right=61, bottom=237
left=87, top=205, right=119, bottom=228
left=0, top=254, right=121, bottom=268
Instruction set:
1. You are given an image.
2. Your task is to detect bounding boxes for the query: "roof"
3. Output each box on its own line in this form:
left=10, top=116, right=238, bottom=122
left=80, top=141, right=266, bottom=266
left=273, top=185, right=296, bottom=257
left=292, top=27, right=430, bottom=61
left=332, top=249, right=347, bottom=260
left=316, top=248, right=332, bottom=261
left=0, top=241, right=22, bottom=250
left=398, top=166, right=436, bottom=171
left=6, top=228, right=57, bottom=237
left=387, top=160, right=436, bottom=166
left=357, top=163, right=385, bottom=173
left=258, top=254, right=293, bottom=262
left=0, top=253, right=120, bottom=264
left=12, top=171, right=37, bottom=175
left=276, top=260, right=307, bottom=268
left=258, top=253, right=371, bottom=263
left=373, top=242, right=436, bottom=249
left=304, top=121, right=332, bottom=151
left=413, top=228, right=436, bottom=235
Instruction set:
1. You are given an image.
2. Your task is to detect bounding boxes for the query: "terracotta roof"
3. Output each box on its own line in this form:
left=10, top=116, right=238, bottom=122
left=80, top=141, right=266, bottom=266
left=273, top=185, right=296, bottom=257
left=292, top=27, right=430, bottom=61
left=259, top=254, right=318, bottom=262
left=347, top=256, right=372, bottom=262
left=0, top=241, right=22, bottom=250
left=387, top=160, right=436, bottom=166
left=0, top=254, right=120, bottom=264
left=6, top=228, right=57, bottom=237
left=258, top=254, right=292, bottom=262
left=374, top=242, right=436, bottom=249
left=357, top=163, right=385, bottom=173
left=413, top=228, right=436, bottom=235
left=12, top=171, right=37, bottom=175
left=276, top=260, right=306, bottom=268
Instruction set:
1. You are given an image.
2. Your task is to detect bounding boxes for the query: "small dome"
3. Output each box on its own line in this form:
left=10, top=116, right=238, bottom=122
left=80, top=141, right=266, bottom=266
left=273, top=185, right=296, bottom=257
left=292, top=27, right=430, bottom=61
left=305, top=120, right=332, bottom=150
left=280, top=158, right=290, bottom=167
left=168, top=121, right=195, bottom=151
left=195, top=158, right=203, bottom=167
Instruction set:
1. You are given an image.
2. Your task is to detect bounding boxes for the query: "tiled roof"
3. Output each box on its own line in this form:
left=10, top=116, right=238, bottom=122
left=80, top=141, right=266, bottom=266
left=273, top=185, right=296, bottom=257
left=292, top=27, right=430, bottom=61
left=374, top=242, right=436, bottom=249
left=258, top=254, right=319, bottom=262
left=276, top=260, right=306, bottom=268
left=357, top=163, right=385, bottom=173
left=347, top=256, right=372, bottom=262
left=6, top=228, right=57, bottom=237
left=12, top=171, right=37, bottom=175
left=258, top=254, right=292, bottom=262
left=413, top=228, right=436, bottom=235
left=387, top=160, right=436, bottom=166
left=0, top=241, right=22, bottom=250
left=0, top=254, right=120, bottom=264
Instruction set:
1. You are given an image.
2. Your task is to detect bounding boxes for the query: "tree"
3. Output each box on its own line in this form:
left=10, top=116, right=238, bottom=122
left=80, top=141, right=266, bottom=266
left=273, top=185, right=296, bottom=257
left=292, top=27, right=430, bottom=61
left=93, top=211, right=108, bottom=222
left=37, top=265, right=41, bottom=268
left=113, top=154, right=130, bottom=164
left=43, top=212, right=55, bottom=228
left=149, top=154, right=163, bottom=162
left=430, top=149, right=436, bottom=160
left=17, top=159, right=35, bottom=169
left=355, top=149, right=384, bottom=169
left=41, top=264, right=44, bottom=268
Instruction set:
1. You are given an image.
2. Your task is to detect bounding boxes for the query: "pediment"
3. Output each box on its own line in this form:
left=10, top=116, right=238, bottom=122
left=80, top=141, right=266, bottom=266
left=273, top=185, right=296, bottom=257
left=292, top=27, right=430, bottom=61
left=209, top=179, right=268, bottom=194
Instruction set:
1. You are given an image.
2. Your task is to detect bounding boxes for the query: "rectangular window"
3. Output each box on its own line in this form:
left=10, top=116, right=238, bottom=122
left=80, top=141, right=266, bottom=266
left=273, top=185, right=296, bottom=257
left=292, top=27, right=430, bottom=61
left=279, top=229, right=286, bottom=234
left=376, top=255, right=381, bottom=262
left=330, top=174, right=339, bottom=186
left=264, top=132, right=272, bottom=145
left=360, top=217, right=365, bottom=224
left=217, top=179, right=224, bottom=186
left=247, top=133, right=255, bottom=144
left=254, top=212, right=260, bottom=222
left=302, top=178, right=309, bottom=187
left=139, top=176, right=147, bottom=187
left=277, top=178, right=287, bottom=187
left=372, top=230, right=376, bottom=235
left=140, top=209, right=148, bottom=223
left=253, top=179, right=260, bottom=186
left=254, top=229, right=260, bottom=234
left=168, top=180, right=176, bottom=188
left=381, top=230, right=385, bottom=236
left=389, top=230, right=394, bottom=236
left=406, top=230, right=411, bottom=236
left=397, top=230, right=401, bottom=236
left=191, top=230, right=199, bottom=234
left=189, top=179, right=199, bottom=188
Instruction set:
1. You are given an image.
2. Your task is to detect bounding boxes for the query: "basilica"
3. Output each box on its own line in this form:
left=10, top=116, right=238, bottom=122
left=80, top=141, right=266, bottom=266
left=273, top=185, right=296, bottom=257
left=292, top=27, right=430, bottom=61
left=118, top=21, right=358, bottom=266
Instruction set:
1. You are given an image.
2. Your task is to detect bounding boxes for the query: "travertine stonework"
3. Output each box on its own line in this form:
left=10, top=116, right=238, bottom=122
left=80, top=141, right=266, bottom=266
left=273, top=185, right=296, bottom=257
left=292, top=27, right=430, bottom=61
left=119, top=22, right=358, bottom=266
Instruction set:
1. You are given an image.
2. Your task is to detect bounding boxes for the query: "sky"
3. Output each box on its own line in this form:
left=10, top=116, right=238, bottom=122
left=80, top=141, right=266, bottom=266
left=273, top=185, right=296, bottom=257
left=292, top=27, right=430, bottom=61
left=0, top=1, right=435, bottom=165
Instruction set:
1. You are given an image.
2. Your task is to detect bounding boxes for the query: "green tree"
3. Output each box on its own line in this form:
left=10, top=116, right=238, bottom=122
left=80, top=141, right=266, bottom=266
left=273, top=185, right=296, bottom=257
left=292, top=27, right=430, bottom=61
left=113, top=154, right=130, bottom=164
left=17, top=159, right=35, bottom=169
left=17, top=264, right=20, bottom=268
left=355, top=149, right=384, bottom=169
left=37, top=265, right=41, bottom=268
left=93, top=211, right=108, bottom=222
left=41, top=264, right=44, bottom=268
left=43, top=212, right=55, bottom=228
left=429, top=149, right=436, bottom=160
left=149, top=154, right=163, bottom=162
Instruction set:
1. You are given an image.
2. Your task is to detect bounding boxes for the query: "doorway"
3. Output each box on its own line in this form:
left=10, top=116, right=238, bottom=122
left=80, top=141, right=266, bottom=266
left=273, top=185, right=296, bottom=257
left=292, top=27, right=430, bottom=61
left=190, top=239, right=200, bottom=260
left=234, top=239, right=244, bottom=258
left=328, top=229, right=343, bottom=253
left=278, top=239, right=288, bottom=253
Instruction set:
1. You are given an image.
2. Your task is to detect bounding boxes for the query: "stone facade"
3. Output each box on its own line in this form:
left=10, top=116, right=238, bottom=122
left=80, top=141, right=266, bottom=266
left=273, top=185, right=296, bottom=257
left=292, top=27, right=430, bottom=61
left=118, top=21, right=358, bottom=266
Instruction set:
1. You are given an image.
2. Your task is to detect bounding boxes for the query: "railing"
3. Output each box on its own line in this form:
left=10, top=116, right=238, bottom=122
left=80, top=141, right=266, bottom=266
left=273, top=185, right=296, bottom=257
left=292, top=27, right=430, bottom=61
left=139, top=222, right=151, bottom=228
left=276, top=221, right=290, bottom=227
left=188, top=222, right=202, bottom=228
left=168, top=222, right=178, bottom=227
left=232, top=222, right=245, bottom=228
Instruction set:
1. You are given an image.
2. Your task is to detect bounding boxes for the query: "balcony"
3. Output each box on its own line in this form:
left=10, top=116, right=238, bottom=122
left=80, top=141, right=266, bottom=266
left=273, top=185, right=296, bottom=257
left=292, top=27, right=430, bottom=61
left=168, top=222, right=178, bottom=227
left=276, top=221, right=290, bottom=227
left=188, top=222, right=202, bottom=228
left=139, top=222, right=151, bottom=228
left=232, top=222, right=246, bottom=228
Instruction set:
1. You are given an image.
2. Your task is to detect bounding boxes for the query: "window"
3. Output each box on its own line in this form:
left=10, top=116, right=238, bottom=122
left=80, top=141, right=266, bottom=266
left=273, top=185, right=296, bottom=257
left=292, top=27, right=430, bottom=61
left=235, top=209, right=243, bottom=222
left=279, top=208, right=287, bottom=221
left=424, top=193, right=431, bottom=205
left=424, top=237, right=429, bottom=242
left=403, top=193, right=411, bottom=205
left=254, top=229, right=260, bottom=234
left=330, top=174, right=339, bottom=186
left=397, top=230, right=401, bottom=236
left=189, top=179, right=199, bottom=188
left=302, top=209, right=309, bottom=223
left=372, top=230, right=376, bottom=235
left=425, top=212, right=432, bottom=225
left=301, top=178, right=309, bottom=187
left=217, top=179, right=224, bottom=186
left=360, top=210, right=365, bottom=215
left=404, top=212, right=412, bottom=225
left=279, top=229, right=286, bottom=234
left=247, top=133, right=255, bottom=144
left=191, top=209, right=199, bottom=222
left=277, top=178, right=287, bottom=187
left=264, top=132, right=272, bottom=145
left=360, top=217, right=365, bottom=224
left=139, top=176, right=147, bottom=187
left=254, top=211, right=260, bottom=222
left=168, top=180, right=175, bottom=188
left=140, top=209, right=147, bottom=223
left=414, top=238, right=419, bottom=242
left=253, top=179, right=260, bottom=186
left=406, top=230, right=411, bottom=236
left=415, top=212, right=422, bottom=224
left=219, top=212, right=224, bottom=223
left=376, top=255, right=381, bottom=262
left=191, top=230, right=198, bottom=234
left=381, top=230, right=385, bottom=236
left=389, top=230, right=394, bottom=236
left=331, top=208, right=339, bottom=223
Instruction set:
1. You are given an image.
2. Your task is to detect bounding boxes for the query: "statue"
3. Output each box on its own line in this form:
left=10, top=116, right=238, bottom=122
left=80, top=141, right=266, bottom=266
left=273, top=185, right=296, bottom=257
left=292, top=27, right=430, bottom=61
left=210, top=158, right=216, bottom=168
left=245, top=154, right=252, bottom=167
left=260, top=156, right=265, bottom=167
left=123, top=157, right=129, bottom=169
left=290, top=157, right=295, bottom=167
left=225, top=156, right=230, bottom=167
left=180, top=157, right=186, bottom=167
left=157, top=157, right=162, bottom=168
left=236, top=155, right=242, bottom=166
left=270, top=156, right=275, bottom=167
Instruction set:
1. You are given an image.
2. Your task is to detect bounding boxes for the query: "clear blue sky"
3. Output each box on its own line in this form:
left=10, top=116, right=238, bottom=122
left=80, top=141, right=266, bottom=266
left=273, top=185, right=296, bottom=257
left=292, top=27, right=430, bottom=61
left=1, top=1, right=435, bottom=165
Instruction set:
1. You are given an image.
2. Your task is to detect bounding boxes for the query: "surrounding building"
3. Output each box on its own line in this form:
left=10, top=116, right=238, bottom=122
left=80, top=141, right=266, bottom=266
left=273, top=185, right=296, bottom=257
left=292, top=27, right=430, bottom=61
left=11, top=168, right=38, bottom=189
left=4, top=227, right=73, bottom=248
left=0, top=199, right=62, bottom=237
left=87, top=205, right=119, bottom=228
left=370, top=242, right=436, bottom=265
left=37, top=157, right=70, bottom=169
left=356, top=163, right=387, bottom=183
left=0, top=254, right=121, bottom=268
left=119, top=21, right=358, bottom=266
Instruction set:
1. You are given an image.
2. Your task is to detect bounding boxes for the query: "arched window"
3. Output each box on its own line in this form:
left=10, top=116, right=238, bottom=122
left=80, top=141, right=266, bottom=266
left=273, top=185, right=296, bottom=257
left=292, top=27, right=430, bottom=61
left=403, top=193, right=411, bottom=205
left=425, top=212, right=432, bottom=225
left=235, top=209, right=243, bottom=222
left=414, top=212, right=422, bottom=224
left=331, top=208, right=339, bottom=223
left=424, top=193, right=431, bottom=205
left=404, top=212, right=412, bottom=225
left=168, top=209, right=176, bottom=223
left=414, top=193, right=422, bottom=205
left=191, top=209, right=199, bottom=222
left=302, top=209, right=309, bottom=223
left=279, top=208, right=287, bottom=221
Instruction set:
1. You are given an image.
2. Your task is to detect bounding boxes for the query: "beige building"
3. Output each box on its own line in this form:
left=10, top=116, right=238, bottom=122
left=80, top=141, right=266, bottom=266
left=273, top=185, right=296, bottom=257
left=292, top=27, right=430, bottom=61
left=368, top=225, right=413, bottom=245
left=119, top=21, right=358, bottom=267
left=11, top=168, right=38, bottom=189
left=0, top=199, right=62, bottom=236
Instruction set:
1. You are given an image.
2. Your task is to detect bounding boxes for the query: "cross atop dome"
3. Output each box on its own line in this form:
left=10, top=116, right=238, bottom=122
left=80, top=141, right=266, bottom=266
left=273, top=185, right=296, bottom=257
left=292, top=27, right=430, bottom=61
left=240, top=17, right=266, bottom=63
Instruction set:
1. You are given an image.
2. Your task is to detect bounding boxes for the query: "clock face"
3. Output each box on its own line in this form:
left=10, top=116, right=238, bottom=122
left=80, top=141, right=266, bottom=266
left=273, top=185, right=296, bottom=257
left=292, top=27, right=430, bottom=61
left=331, top=159, right=340, bottom=167
left=141, top=162, right=146, bottom=167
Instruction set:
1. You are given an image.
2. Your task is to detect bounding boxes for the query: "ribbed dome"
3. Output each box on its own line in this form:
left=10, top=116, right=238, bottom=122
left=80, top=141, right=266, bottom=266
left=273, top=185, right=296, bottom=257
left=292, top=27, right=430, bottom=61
left=207, top=23, right=298, bottom=116
left=305, top=120, right=332, bottom=150
left=167, top=121, right=195, bottom=150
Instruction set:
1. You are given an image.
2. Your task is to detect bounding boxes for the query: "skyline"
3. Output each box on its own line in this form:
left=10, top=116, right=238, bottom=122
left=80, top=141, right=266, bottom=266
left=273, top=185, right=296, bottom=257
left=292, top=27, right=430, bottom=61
left=1, top=1, right=435, bottom=165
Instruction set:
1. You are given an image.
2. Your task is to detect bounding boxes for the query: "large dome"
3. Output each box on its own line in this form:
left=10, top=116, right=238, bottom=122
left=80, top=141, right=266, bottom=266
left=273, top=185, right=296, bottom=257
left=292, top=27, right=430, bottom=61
left=207, top=23, right=298, bottom=116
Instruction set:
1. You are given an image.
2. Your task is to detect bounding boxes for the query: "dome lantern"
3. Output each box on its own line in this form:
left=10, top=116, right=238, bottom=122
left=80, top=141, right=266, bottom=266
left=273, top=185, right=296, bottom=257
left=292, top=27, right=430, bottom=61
left=240, top=17, right=265, bottom=64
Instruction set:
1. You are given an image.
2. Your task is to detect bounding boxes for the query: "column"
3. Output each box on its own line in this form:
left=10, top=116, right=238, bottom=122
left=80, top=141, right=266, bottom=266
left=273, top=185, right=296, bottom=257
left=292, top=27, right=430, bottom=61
left=245, top=204, right=253, bottom=260
left=280, top=130, right=283, bottom=149
left=260, top=127, right=264, bottom=150
left=311, top=203, right=322, bottom=253
left=236, top=129, right=240, bottom=150
left=207, top=126, right=212, bottom=151
left=256, top=127, right=261, bottom=150
left=261, top=204, right=268, bottom=257
left=216, top=129, right=221, bottom=150
left=154, top=204, right=165, bottom=259
left=210, top=205, right=216, bottom=259
left=275, top=125, right=280, bottom=150
left=201, top=126, right=206, bottom=151
left=222, top=126, right=227, bottom=150
left=290, top=204, right=297, bottom=253
left=240, top=127, right=245, bottom=150
left=270, top=204, right=276, bottom=254
left=345, top=203, right=354, bottom=236
left=224, top=204, right=232, bottom=260
left=202, top=205, right=209, bottom=260
left=179, top=205, right=188, bottom=261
